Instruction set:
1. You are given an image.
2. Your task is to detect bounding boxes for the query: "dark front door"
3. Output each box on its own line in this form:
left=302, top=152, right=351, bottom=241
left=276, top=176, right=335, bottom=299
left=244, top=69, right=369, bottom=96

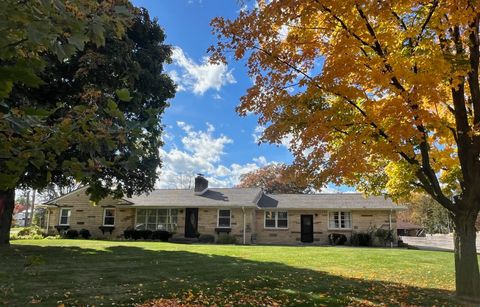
left=301, top=215, right=314, bottom=243
left=185, top=208, right=199, bottom=238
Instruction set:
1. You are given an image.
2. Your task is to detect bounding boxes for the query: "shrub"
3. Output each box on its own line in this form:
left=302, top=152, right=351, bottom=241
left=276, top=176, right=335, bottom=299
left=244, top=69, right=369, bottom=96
left=124, top=229, right=135, bottom=240
left=79, top=229, right=91, bottom=239
left=151, top=230, right=172, bottom=242
left=216, top=234, right=237, bottom=244
left=64, top=229, right=79, bottom=239
left=350, top=232, right=371, bottom=246
left=140, top=230, right=153, bottom=240
left=198, top=234, right=215, bottom=243
left=129, top=230, right=153, bottom=240
left=17, top=226, right=44, bottom=237
left=328, top=233, right=347, bottom=246
left=375, top=228, right=394, bottom=246
left=11, top=226, right=44, bottom=240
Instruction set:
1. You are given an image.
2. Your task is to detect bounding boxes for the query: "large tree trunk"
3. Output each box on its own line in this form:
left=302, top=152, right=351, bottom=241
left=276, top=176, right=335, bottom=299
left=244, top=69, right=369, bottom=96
left=453, top=210, right=480, bottom=303
left=0, top=189, right=15, bottom=246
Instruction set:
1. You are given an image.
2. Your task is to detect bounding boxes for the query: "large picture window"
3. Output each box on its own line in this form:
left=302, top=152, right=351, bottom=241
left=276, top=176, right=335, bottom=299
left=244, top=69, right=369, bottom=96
left=264, top=211, right=288, bottom=229
left=59, top=208, right=71, bottom=226
left=135, top=209, right=178, bottom=231
left=217, top=209, right=231, bottom=228
left=328, top=211, right=352, bottom=229
left=103, top=208, right=116, bottom=226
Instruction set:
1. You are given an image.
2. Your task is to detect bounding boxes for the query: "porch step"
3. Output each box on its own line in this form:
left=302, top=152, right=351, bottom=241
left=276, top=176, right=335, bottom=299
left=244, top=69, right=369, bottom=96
left=169, top=237, right=199, bottom=244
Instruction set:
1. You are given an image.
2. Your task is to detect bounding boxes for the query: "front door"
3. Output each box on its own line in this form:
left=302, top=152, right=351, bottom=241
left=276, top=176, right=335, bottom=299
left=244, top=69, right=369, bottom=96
left=185, top=208, right=199, bottom=238
left=301, top=215, right=314, bottom=243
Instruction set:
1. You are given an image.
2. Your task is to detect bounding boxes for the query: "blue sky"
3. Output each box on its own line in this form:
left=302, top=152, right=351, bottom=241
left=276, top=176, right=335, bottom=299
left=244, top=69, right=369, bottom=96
left=132, top=0, right=344, bottom=191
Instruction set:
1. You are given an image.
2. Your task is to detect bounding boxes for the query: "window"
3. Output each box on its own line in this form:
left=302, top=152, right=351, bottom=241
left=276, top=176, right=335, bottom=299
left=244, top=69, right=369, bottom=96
left=135, top=209, right=178, bottom=231
left=59, top=208, right=71, bottom=225
left=264, top=211, right=288, bottom=228
left=217, top=209, right=231, bottom=228
left=103, top=208, right=115, bottom=226
left=328, top=211, right=352, bottom=229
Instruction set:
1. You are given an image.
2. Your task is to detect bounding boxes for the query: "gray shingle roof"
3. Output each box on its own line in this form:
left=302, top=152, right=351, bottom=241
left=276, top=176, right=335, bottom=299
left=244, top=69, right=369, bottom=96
left=257, top=193, right=404, bottom=210
left=123, top=188, right=263, bottom=208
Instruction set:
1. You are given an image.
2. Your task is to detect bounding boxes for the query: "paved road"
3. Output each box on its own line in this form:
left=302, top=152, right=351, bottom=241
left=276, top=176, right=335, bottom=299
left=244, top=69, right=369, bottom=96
left=400, top=234, right=480, bottom=252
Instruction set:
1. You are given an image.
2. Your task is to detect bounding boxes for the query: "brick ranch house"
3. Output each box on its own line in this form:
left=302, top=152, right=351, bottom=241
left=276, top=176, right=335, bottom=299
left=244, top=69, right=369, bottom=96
left=41, top=175, right=404, bottom=245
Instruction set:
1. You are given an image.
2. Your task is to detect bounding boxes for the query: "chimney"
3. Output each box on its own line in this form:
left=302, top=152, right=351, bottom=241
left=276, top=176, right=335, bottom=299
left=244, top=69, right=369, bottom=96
left=194, top=174, right=208, bottom=195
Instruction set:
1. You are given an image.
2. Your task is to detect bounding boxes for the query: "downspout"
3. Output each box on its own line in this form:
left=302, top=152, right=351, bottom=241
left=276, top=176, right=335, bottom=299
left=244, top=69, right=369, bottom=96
left=46, top=208, right=50, bottom=234
left=389, top=209, right=393, bottom=248
left=242, top=206, right=246, bottom=245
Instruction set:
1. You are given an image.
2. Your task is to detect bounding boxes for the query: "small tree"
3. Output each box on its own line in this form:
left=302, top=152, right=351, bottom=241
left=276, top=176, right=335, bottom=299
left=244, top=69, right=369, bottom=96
left=236, top=164, right=309, bottom=194
left=400, top=194, right=453, bottom=234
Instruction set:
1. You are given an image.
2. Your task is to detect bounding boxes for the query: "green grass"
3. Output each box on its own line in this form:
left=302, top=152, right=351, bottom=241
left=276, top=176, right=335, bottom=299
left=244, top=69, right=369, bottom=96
left=0, top=240, right=469, bottom=306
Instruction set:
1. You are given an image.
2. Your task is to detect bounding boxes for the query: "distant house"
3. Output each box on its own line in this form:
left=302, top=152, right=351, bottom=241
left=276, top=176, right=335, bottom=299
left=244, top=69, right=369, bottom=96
left=41, top=175, right=404, bottom=245
left=396, top=221, right=425, bottom=237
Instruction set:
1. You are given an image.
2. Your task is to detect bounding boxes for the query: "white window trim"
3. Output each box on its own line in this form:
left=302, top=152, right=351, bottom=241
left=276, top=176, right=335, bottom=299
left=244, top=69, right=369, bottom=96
left=327, top=211, right=353, bottom=230
left=103, top=208, right=116, bottom=226
left=264, top=210, right=288, bottom=229
left=217, top=209, right=231, bottom=228
left=58, top=208, right=71, bottom=226
left=134, top=208, right=179, bottom=231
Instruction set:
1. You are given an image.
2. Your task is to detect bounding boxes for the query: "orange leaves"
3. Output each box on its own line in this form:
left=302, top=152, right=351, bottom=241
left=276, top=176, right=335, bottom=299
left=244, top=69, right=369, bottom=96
left=210, top=0, right=480, bottom=197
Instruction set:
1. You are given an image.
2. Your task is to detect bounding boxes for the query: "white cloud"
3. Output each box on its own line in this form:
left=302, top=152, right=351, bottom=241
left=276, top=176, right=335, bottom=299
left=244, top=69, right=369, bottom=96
left=252, top=125, right=265, bottom=144
left=169, top=47, right=236, bottom=95
left=212, top=93, right=222, bottom=100
left=157, top=122, right=274, bottom=188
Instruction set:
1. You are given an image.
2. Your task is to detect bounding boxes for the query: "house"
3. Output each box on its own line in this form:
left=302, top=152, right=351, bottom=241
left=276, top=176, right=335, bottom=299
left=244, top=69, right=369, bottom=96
left=41, top=175, right=404, bottom=245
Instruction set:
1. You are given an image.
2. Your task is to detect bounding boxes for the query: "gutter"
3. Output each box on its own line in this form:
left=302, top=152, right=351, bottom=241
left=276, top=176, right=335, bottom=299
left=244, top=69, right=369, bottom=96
left=242, top=206, right=246, bottom=245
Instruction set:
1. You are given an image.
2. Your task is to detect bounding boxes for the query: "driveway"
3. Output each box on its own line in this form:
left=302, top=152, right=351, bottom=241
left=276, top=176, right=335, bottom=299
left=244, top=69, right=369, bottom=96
left=400, top=234, right=480, bottom=252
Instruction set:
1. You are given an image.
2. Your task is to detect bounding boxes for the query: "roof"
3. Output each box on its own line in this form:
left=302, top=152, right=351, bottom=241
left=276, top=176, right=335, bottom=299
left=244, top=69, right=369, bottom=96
left=43, top=185, right=404, bottom=210
left=123, top=188, right=263, bottom=208
left=397, top=220, right=424, bottom=230
left=257, top=193, right=405, bottom=210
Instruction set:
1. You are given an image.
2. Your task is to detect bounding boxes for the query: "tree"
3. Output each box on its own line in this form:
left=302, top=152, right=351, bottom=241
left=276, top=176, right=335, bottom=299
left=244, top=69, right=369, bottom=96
left=0, top=4, right=175, bottom=245
left=399, top=194, right=453, bottom=234
left=0, top=0, right=130, bottom=244
left=236, top=164, right=308, bottom=194
left=211, top=0, right=480, bottom=301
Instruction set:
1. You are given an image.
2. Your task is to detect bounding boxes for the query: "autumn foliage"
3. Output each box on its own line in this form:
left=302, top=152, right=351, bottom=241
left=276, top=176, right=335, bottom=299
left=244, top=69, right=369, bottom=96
left=236, top=164, right=308, bottom=194
left=211, top=0, right=480, bottom=301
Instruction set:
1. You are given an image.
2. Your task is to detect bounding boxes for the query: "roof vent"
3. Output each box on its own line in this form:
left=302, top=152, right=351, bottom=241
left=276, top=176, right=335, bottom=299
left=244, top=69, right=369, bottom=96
left=194, top=174, right=208, bottom=195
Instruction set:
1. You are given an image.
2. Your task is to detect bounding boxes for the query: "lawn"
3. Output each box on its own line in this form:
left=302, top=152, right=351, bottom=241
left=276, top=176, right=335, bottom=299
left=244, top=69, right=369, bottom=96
left=0, top=240, right=468, bottom=306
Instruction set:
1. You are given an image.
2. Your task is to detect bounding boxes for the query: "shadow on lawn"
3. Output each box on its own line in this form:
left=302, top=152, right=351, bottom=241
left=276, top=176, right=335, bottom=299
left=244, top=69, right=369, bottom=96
left=0, top=243, right=456, bottom=306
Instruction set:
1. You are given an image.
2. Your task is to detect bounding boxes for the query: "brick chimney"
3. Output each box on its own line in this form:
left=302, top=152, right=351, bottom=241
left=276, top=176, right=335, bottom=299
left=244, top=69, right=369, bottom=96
left=194, top=174, right=208, bottom=195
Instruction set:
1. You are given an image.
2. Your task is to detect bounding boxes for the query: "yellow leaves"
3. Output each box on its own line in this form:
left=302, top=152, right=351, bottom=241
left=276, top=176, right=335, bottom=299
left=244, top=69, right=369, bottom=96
left=385, top=161, right=420, bottom=200
left=210, top=0, right=480, bottom=198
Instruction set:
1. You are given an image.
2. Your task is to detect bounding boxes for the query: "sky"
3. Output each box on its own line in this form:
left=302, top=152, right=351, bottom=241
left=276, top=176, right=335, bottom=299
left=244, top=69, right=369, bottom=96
left=132, top=0, right=346, bottom=192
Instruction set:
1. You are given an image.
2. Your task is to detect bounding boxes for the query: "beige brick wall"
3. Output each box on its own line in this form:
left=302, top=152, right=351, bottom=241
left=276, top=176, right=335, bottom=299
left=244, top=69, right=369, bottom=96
left=253, top=209, right=397, bottom=245
left=172, top=207, right=253, bottom=244
left=45, top=190, right=135, bottom=239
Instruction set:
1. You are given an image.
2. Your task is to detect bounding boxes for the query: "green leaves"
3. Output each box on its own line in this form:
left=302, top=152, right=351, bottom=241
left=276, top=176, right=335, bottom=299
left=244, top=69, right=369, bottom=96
left=115, top=88, right=132, bottom=102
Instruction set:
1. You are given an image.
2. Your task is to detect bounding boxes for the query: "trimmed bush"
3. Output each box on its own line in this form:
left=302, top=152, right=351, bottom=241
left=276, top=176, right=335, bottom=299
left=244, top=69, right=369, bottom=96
left=216, top=234, right=237, bottom=244
left=198, top=234, right=215, bottom=243
left=64, top=229, right=79, bottom=239
left=350, top=232, right=371, bottom=246
left=79, top=229, right=91, bottom=239
left=151, top=230, right=172, bottom=242
left=328, top=233, right=347, bottom=246
left=124, top=229, right=135, bottom=239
